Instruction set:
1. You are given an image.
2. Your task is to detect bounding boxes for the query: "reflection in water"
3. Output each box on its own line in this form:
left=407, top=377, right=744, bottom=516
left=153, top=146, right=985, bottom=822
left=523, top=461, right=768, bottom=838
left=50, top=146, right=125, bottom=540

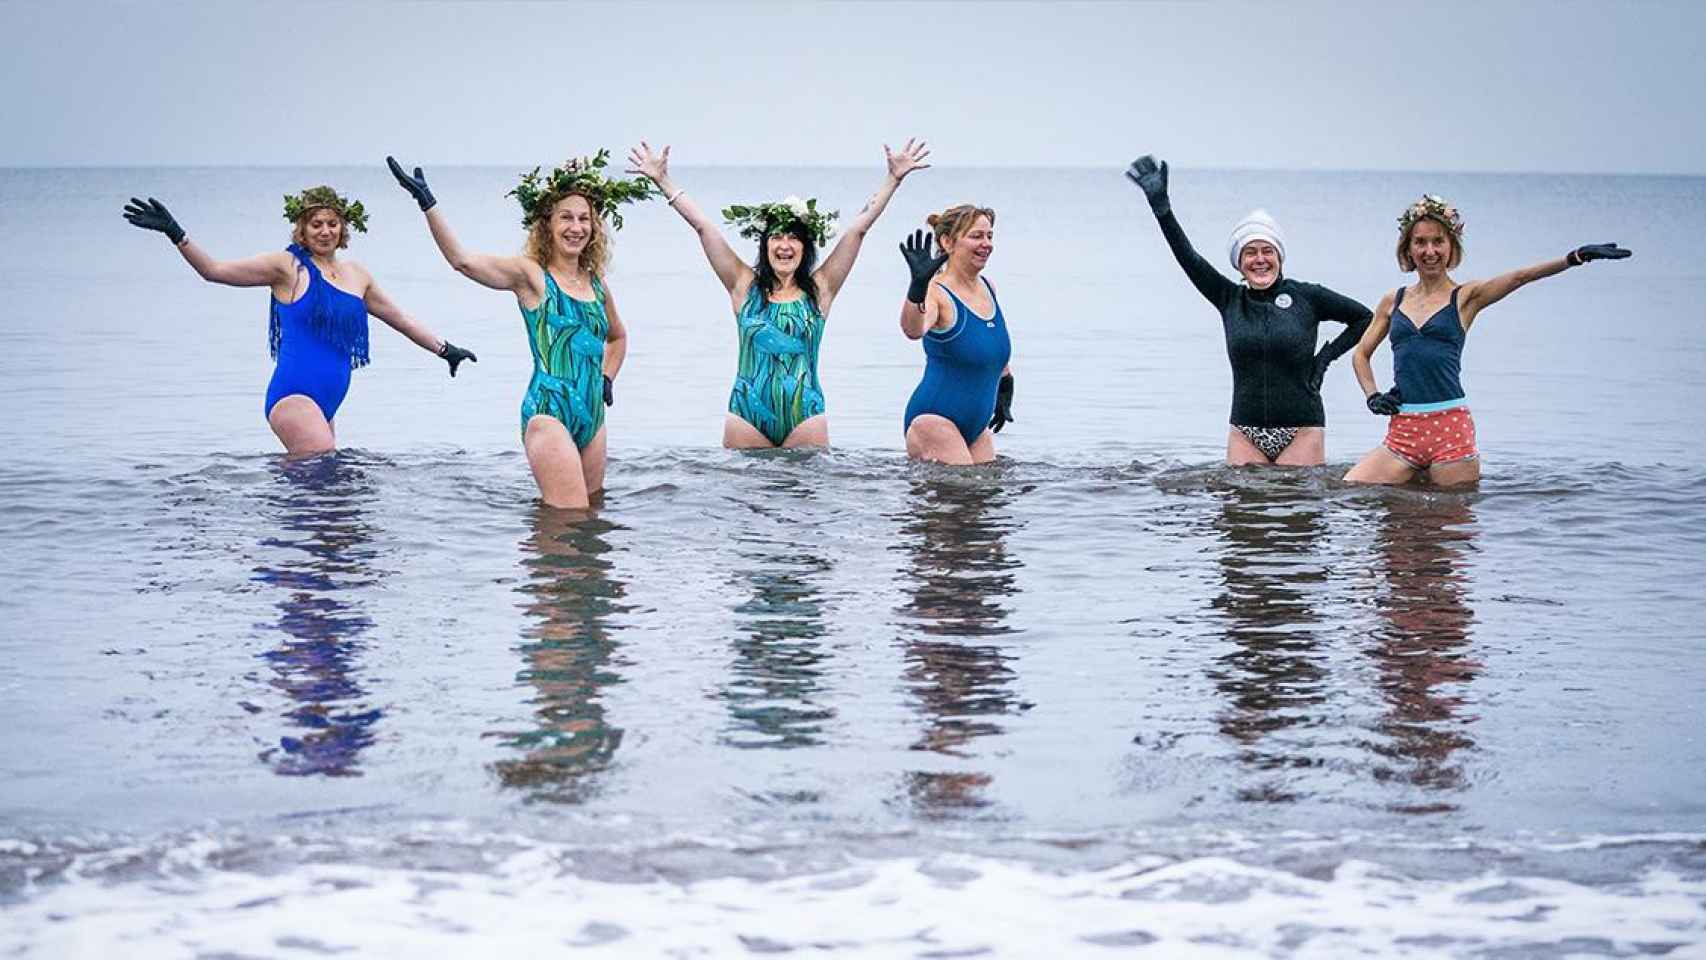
left=720, top=473, right=834, bottom=750
left=1369, top=496, right=1481, bottom=809
left=893, top=477, right=1022, bottom=813
left=491, top=508, right=627, bottom=802
left=1206, top=486, right=1329, bottom=803
left=251, top=454, right=383, bottom=777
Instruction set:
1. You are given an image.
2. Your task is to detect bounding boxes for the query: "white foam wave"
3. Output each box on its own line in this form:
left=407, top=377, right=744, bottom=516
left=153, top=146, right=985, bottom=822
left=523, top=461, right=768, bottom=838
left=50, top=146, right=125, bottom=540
left=5, top=850, right=1703, bottom=958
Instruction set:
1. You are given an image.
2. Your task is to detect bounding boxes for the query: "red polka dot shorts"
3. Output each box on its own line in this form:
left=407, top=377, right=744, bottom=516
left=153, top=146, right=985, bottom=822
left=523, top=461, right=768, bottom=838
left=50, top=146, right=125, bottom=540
left=1383, top=405, right=1478, bottom=469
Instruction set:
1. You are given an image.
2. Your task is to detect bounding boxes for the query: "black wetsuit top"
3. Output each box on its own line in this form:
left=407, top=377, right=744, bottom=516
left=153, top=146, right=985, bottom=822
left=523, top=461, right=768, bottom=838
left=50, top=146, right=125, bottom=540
left=1155, top=210, right=1373, bottom=428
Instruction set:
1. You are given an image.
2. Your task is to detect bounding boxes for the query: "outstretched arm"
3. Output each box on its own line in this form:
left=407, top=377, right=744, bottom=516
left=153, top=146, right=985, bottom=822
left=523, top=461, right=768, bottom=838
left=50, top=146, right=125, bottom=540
left=123, top=197, right=294, bottom=288
left=387, top=157, right=536, bottom=295
left=627, top=142, right=751, bottom=294
left=363, top=275, right=477, bottom=375
left=1124, top=156, right=1238, bottom=310
left=1458, top=243, right=1631, bottom=327
left=815, top=139, right=931, bottom=299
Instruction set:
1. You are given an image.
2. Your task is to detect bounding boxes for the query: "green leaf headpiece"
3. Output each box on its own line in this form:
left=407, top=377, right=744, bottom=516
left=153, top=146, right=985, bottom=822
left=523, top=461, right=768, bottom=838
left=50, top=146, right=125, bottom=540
left=283, top=185, right=368, bottom=233
left=722, top=196, right=839, bottom=247
left=508, top=149, right=656, bottom=230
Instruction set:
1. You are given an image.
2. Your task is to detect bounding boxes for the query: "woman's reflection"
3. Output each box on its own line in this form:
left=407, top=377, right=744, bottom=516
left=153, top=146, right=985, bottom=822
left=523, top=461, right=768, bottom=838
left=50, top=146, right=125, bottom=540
left=720, top=473, right=835, bottom=749
left=252, top=453, right=383, bottom=777
left=1368, top=495, right=1481, bottom=809
left=491, top=507, right=628, bottom=801
left=1207, top=485, right=1329, bottom=803
left=893, top=475, right=1022, bottom=814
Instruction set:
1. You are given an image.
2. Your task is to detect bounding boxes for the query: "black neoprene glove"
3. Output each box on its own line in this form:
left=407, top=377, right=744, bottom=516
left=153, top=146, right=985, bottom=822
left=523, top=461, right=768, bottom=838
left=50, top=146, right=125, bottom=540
left=386, top=156, right=437, bottom=212
left=1567, top=242, right=1631, bottom=266
left=901, top=229, right=947, bottom=305
left=1308, top=351, right=1332, bottom=393
left=1366, top=387, right=1402, bottom=417
left=989, top=373, right=1015, bottom=433
left=603, top=375, right=615, bottom=407
left=123, top=197, right=186, bottom=245
left=1125, top=155, right=1170, bottom=216
left=438, top=340, right=476, bottom=376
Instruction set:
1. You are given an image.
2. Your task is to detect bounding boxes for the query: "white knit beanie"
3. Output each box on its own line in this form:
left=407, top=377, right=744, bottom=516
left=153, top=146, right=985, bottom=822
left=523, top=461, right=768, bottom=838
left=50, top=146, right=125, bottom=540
left=1227, top=209, right=1286, bottom=270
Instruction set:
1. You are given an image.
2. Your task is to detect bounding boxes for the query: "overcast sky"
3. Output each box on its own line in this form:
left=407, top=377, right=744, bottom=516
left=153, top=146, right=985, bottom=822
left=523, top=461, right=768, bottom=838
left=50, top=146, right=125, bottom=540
left=4, top=0, right=1702, bottom=174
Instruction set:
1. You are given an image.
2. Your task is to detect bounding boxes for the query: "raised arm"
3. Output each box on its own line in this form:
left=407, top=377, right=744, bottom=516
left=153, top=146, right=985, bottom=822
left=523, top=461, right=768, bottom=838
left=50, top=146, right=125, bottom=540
left=361, top=271, right=477, bottom=376
left=386, top=157, right=537, bottom=295
left=123, top=197, right=294, bottom=288
left=1458, top=242, right=1631, bottom=327
left=1124, top=156, right=1238, bottom=310
left=627, top=142, right=752, bottom=294
left=897, top=229, right=950, bottom=339
left=815, top=139, right=931, bottom=300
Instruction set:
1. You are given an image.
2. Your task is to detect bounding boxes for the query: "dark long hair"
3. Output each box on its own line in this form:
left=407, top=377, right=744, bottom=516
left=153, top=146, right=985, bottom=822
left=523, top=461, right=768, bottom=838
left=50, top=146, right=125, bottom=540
left=752, top=222, right=821, bottom=314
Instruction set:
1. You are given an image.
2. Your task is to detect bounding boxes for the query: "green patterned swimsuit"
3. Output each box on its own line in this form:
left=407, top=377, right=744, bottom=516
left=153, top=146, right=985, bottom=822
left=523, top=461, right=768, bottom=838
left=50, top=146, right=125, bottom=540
left=729, top=285, right=826, bottom=445
left=520, top=271, right=608, bottom=449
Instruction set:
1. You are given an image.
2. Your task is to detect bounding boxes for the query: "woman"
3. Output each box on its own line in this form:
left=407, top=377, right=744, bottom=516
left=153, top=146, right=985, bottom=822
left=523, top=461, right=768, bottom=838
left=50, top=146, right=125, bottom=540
left=626, top=139, right=930, bottom=448
left=386, top=150, right=650, bottom=508
left=1345, top=195, right=1630, bottom=487
left=122, top=188, right=475, bottom=457
left=897, top=204, right=1014, bottom=465
left=1127, top=155, right=1372, bottom=466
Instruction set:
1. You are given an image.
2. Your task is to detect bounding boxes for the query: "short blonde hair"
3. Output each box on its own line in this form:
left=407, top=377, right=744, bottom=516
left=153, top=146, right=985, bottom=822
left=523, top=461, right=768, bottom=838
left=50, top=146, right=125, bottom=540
left=291, top=208, right=351, bottom=250
left=1396, top=214, right=1463, bottom=272
left=927, top=203, right=996, bottom=250
left=525, top=192, right=610, bottom=277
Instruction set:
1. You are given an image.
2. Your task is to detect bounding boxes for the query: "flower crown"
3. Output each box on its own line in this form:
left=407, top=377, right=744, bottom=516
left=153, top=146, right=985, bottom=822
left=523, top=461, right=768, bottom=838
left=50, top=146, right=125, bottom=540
left=283, top=186, right=368, bottom=233
left=1398, top=194, right=1463, bottom=237
left=508, top=149, right=656, bottom=230
left=722, top=196, right=839, bottom=247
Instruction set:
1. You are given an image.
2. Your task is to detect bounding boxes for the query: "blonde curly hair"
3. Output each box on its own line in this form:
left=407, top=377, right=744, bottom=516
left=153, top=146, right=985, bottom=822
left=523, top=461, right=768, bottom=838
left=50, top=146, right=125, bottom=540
left=525, top=192, right=610, bottom=276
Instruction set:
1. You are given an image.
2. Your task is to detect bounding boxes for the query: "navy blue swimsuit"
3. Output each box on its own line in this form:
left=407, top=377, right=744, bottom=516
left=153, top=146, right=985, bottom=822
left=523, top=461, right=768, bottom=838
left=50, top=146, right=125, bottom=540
left=1390, top=285, right=1467, bottom=411
left=266, top=244, right=370, bottom=422
left=904, top=278, right=1012, bottom=445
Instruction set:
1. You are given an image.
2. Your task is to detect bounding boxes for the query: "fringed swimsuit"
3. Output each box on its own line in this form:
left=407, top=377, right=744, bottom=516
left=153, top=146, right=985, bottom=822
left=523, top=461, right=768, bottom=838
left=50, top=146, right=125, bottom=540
left=265, top=244, right=370, bottom=421
left=728, top=285, right=827, bottom=446
left=520, top=271, right=608, bottom=449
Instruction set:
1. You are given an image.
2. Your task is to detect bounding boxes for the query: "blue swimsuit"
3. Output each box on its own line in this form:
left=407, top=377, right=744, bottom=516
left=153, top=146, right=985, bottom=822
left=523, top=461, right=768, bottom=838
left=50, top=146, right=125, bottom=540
left=903, top=278, right=1012, bottom=445
left=265, top=244, right=370, bottom=421
left=1390, top=285, right=1468, bottom=412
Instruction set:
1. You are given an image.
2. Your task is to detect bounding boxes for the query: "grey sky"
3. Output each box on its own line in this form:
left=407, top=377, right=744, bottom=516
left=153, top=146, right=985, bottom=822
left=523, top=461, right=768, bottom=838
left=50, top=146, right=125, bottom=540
left=5, top=0, right=1702, bottom=173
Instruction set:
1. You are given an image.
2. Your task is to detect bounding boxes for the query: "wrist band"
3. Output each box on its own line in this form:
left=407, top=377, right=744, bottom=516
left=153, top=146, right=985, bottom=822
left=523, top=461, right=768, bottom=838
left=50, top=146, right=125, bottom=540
left=666, top=189, right=684, bottom=205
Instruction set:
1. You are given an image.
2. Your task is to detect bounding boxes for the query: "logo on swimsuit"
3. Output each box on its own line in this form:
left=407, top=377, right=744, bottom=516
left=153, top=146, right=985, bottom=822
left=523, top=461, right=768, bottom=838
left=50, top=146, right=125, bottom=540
left=1275, top=293, right=1293, bottom=309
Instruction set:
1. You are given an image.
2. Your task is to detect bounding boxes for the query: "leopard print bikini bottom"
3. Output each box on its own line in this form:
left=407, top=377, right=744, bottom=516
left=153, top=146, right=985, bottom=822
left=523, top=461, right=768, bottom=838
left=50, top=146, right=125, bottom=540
left=1234, top=425, right=1301, bottom=462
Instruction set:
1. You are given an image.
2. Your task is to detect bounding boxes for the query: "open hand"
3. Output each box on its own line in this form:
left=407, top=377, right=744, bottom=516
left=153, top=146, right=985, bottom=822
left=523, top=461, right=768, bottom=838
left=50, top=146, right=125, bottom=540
left=885, top=138, right=931, bottom=181
left=626, top=141, right=670, bottom=183
left=901, top=229, right=948, bottom=304
left=1125, top=155, right=1170, bottom=215
left=123, top=197, right=186, bottom=245
left=386, top=156, right=437, bottom=212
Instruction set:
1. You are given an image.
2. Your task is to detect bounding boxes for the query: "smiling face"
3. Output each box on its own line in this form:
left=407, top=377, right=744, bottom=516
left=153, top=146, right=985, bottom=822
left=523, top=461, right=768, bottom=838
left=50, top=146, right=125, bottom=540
left=549, top=195, right=596, bottom=260
left=1404, top=217, right=1459, bottom=275
left=944, top=214, right=995, bottom=273
left=765, top=229, right=806, bottom=278
left=1238, top=240, right=1281, bottom=289
left=293, top=208, right=347, bottom=255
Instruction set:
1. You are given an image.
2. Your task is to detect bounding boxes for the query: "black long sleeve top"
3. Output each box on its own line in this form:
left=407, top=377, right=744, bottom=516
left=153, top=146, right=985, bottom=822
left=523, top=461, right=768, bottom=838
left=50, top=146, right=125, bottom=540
left=1154, top=208, right=1372, bottom=428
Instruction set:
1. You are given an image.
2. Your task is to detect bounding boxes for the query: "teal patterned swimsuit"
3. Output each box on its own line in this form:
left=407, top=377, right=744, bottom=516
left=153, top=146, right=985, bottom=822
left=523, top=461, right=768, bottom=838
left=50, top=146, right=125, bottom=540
left=520, top=271, right=608, bottom=449
left=729, top=285, right=826, bottom=445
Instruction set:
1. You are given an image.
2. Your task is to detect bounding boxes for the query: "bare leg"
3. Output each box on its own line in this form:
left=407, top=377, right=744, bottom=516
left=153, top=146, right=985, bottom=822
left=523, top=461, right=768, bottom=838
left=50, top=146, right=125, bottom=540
left=1274, top=427, right=1326, bottom=467
left=782, top=414, right=829, bottom=449
left=579, top=426, right=609, bottom=497
left=1426, top=457, right=1481, bottom=488
left=1226, top=428, right=1270, bottom=467
left=267, top=395, right=336, bottom=458
left=1344, top=445, right=1418, bottom=485
left=524, top=415, right=590, bottom=509
left=967, top=428, right=998, bottom=464
left=906, top=415, right=975, bottom=465
left=723, top=414, right=777, bottom=450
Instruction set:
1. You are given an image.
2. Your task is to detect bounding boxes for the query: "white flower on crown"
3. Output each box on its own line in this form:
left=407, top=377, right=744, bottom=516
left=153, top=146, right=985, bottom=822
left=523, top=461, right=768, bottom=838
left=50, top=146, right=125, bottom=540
left=783, top=196, right=809, bottom=219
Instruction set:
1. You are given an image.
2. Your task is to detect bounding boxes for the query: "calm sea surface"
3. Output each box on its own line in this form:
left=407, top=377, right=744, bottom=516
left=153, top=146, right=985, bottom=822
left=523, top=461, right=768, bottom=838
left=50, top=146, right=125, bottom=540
left=2, top=166, right=1705, bottom=955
